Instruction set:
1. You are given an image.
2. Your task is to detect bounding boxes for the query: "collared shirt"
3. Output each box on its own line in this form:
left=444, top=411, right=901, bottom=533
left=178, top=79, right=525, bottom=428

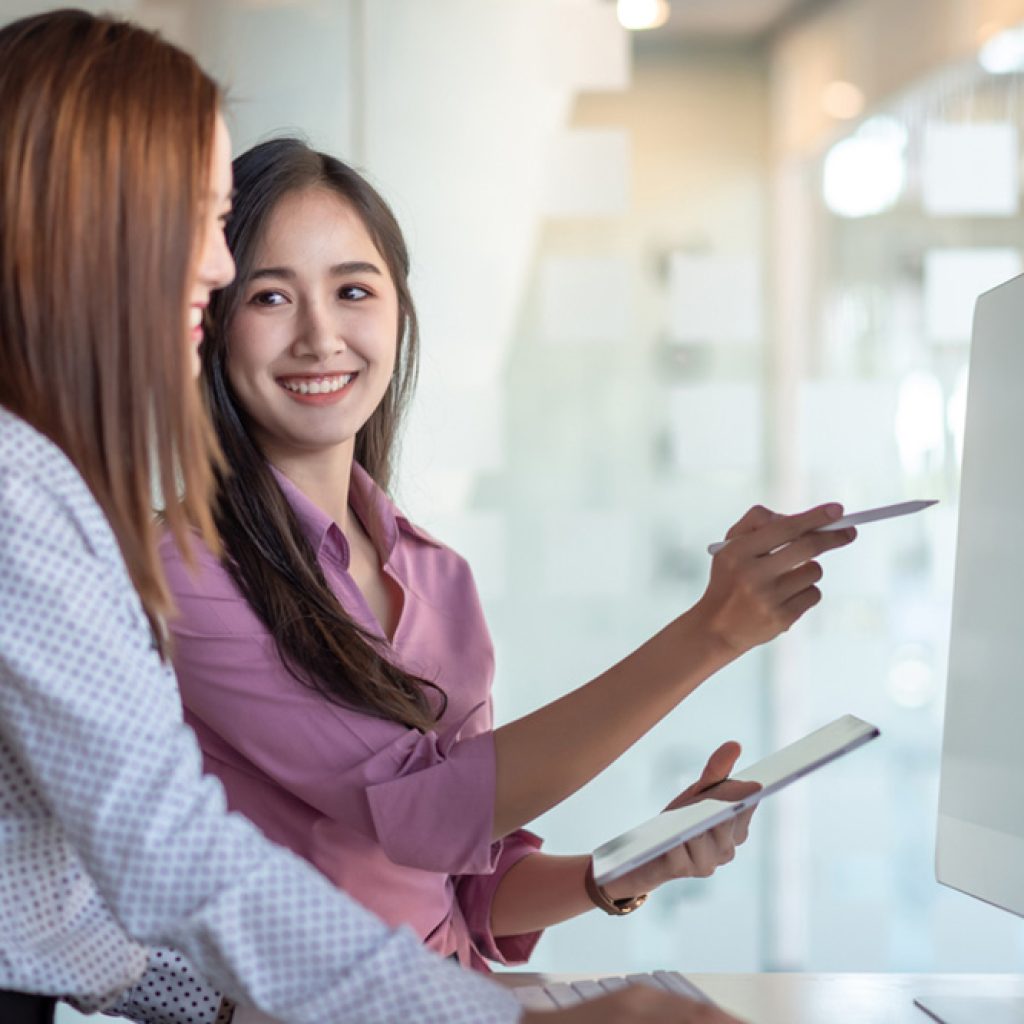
left=158, top=463, right=542, bottom=973
left=0, top=406, right=522, bottom=1023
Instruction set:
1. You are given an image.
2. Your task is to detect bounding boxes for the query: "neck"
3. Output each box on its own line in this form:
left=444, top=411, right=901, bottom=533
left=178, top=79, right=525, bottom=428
left=265, top=441, right=356, bottom=531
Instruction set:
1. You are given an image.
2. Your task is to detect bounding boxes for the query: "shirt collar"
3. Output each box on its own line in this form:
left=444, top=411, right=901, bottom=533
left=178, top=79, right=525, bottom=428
left=268, top=462, right=442, bottom=567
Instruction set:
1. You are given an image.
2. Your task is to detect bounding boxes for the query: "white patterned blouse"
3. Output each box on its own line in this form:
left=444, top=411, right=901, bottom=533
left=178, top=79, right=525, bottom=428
left=0, top=406, right=521, bottom=1024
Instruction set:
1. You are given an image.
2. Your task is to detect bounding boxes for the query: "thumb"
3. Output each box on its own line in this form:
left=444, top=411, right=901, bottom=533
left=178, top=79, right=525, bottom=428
left=665, top=741, right=745, bottom=811
left=695, top=741, right=742, bottom=791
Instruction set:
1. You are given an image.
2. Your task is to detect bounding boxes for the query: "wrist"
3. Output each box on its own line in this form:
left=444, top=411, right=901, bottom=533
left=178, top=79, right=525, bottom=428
left=584, top=858, right=648, bottom=916
left=677, top=601, right=743, bottom=669
left=603, top=870, right=659, bottom=901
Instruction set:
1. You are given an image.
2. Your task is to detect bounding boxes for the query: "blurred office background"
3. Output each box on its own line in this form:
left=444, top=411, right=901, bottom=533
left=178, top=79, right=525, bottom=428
left=6, top=0, right=1020, bottom=1015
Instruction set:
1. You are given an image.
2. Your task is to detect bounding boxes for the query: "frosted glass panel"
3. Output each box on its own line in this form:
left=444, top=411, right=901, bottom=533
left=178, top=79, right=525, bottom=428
left=540, top=256, right=632, bottom=345
left=543, top=129, right=631, bottom=217
left=799, top=381, right=899, bottom=472
left=922, top=122, right=1019, bottom=217
left=668, top=252, right=762, bottom=343
left=668, top=384, right=762, bottom=472
left=923, top=248, right=1023, bottom=342
left=541, top=512, right=635, bottom=597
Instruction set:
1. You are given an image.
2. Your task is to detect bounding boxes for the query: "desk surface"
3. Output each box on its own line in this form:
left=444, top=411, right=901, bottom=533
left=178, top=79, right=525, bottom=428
left=497, top=973, right=1024, bottom=1022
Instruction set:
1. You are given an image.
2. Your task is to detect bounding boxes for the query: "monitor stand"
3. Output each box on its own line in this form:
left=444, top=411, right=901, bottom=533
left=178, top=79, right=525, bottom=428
left=915, top=995, right=1024, bottom=1023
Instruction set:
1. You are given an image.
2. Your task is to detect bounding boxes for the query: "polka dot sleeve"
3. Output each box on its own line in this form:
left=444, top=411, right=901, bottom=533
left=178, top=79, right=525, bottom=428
left=105, top=950, right=222, bottom=1024
left=0, top=408, right=523, bottom=1022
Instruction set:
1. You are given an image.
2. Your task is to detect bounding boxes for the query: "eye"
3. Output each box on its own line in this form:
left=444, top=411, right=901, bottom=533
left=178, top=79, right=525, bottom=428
left=250, top=289, right=287, bottom=307
left=339, top=284, right=371, bottom=301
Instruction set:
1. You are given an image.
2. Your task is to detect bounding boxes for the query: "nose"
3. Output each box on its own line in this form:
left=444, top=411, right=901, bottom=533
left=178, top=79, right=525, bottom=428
left=294, top=299, right=347, bottom=361
left=197, top=221, right=236, bottom=292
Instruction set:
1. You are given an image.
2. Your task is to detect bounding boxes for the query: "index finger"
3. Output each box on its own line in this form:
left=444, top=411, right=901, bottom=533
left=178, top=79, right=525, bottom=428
left=729, top=502, right=844, bottom=559
left=723, top=504, right=778, bottom=542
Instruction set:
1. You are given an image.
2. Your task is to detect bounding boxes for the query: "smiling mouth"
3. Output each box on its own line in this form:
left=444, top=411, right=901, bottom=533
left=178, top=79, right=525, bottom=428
left=278, top=373, right=355, bottom=396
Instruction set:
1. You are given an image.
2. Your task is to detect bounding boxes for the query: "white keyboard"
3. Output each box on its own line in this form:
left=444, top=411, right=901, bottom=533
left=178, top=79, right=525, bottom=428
left=509, top=970, right=711, bottom=1010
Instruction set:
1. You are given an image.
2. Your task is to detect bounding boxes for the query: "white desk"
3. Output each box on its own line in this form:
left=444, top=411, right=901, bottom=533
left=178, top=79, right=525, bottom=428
left=497, top=973, right=1024, bottom=1022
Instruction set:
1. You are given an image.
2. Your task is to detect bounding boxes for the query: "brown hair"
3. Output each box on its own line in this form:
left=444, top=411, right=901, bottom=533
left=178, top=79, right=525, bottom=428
left=202, top=138, right=445, bottom=732
left=0, top=9, right=223, bottom=639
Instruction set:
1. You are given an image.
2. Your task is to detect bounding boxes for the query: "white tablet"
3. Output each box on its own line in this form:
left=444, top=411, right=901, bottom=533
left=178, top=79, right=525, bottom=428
left=592, top=714, right=880, bottom=886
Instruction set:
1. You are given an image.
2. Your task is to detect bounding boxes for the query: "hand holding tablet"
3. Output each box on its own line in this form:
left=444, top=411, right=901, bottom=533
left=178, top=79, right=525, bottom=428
left=707, top=499, right=938, bottom=556
left=592, top=715, right=880, bottom=886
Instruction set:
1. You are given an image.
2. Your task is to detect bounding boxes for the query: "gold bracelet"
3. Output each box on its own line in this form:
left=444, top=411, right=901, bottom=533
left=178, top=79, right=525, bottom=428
left=584, top=858, right=648, bottom=916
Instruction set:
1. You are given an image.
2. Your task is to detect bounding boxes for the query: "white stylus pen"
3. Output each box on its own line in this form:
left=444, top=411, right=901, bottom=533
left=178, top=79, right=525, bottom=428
left=707, top=499, right=939, bottom=556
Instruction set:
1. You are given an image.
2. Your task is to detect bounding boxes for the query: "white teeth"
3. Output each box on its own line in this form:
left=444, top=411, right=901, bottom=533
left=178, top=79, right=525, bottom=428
left=189, top=307, right=203, bottom=329
left=280, top=374, right=353, bottom=396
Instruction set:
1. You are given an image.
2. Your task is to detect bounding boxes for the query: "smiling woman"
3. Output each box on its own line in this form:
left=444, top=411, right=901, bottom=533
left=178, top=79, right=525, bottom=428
left=119, top=137, right=859, bottom=1024
left=226, top=188, right=400, bottom=497
left=193, top=139, right=446, bottom=734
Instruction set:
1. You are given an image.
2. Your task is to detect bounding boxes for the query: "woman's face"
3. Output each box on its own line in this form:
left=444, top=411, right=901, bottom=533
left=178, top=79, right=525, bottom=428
left=225, top=186, right=400, bottom=466
left=189, top=112, right=235, bottom=373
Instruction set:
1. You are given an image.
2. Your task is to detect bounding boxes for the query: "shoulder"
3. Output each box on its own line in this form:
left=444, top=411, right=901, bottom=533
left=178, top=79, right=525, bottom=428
left=158, top=526, right=240, bottom=601
left=393, top=511, right=474, bottom=576
left=391, top=511, right=490, bottom=608
left=157, top=527, right=270, bottom=638
left=396, top=514, right=448, bottom=551
left=0, top=408, right=120, bottom=565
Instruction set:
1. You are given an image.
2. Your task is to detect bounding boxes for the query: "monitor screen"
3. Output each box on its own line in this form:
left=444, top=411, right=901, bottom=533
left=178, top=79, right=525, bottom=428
left=936, top=272, right=1024, bottom=918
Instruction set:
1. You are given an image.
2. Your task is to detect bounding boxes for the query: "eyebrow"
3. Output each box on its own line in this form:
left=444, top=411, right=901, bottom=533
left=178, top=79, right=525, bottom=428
left=248, top=261, right=384, bottom=281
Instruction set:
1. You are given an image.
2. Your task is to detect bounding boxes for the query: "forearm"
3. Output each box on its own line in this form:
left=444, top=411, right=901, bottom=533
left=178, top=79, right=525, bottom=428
left=489, top=853, right=644, bottom=936
left=491, top=605, right=734, bottom=839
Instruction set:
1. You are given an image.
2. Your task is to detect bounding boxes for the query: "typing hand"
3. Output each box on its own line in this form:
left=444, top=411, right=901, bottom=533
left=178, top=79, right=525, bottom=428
left=694, top=503, right=856, bottom=656
left=521, top=987, right=745, bottom=1022
left=599, top=742, right=759, bottom=900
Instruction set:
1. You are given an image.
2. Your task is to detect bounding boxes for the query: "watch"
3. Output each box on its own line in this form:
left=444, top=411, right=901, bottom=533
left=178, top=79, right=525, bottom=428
left=584, top=858, right=648, bottom=916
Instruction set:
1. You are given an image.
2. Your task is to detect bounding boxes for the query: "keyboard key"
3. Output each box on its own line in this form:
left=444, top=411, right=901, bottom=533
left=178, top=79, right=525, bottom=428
left=510, top=985, right=559, bottom=1009
left=626, top=973, right=667, bottom=991
left=545, top=982, right=586, bottom=1007
left=653, top=970, right=711, bottom=1003
left=508, top=970, right=714, bottom=1010
left=571, top=979, right=608, bottom=1001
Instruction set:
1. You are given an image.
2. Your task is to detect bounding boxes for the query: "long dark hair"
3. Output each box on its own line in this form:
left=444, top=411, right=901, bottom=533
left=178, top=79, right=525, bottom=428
left=0, top=8, right=223, bottom=642
left=202, top=138, right=445, bottom=732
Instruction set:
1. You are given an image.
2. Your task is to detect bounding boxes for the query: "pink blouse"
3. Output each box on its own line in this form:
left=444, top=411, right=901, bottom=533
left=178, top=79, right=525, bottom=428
left=158, top=464, right=542, bottom=971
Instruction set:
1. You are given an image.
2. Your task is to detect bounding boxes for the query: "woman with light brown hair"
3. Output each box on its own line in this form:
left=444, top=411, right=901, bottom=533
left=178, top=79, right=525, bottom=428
left=0, top=8, right=746, bottom=1024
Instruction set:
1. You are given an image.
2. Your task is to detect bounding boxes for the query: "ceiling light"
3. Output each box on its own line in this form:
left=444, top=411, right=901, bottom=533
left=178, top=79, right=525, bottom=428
left=823, top=118, right=907, bottom=218
left=616, top=0, right=670, bottom=31
left=979, top=26, right=1024, bottom=73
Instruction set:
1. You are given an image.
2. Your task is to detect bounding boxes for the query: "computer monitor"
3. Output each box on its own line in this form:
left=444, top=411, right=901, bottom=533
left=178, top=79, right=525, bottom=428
left=915, top=274, right=1024, bottom=1024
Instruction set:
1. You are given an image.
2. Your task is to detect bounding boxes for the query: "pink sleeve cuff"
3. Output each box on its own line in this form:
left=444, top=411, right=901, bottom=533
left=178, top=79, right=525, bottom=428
left=365, top=726, right=498, bottom=874
left=455, top=830, right=544, bottom=966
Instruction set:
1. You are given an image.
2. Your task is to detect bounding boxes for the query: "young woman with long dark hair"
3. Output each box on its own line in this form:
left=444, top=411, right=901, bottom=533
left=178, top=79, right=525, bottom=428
left=151, top=137, right=856, bottom=986
left=0, top=11, right=743, bottom=1024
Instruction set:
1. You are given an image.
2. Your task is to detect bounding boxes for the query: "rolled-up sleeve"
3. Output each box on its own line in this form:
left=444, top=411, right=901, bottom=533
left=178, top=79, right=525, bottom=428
left=455, top=830, right=544, bottom=966
left=366, top=723, right=498, bottom=874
